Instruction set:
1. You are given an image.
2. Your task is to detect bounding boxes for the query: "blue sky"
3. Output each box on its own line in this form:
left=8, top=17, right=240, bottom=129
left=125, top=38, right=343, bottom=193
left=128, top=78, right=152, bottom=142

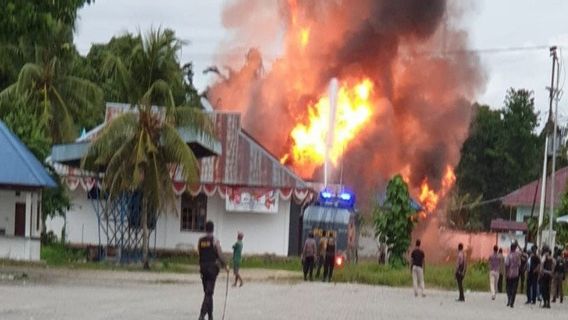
left=74, top=0, right=568, bottom=124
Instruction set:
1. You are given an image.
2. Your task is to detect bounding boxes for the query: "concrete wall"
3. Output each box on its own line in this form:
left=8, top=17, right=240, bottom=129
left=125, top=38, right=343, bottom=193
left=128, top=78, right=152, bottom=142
left=0, top=236, right=40, bottom=261
left=0, top=189, right=42, bottom=238
left=0, top=189, right=19, bottom=236
left=45, top=189, right=108, bottom=245
left=48, top=190, right=292, bottom=256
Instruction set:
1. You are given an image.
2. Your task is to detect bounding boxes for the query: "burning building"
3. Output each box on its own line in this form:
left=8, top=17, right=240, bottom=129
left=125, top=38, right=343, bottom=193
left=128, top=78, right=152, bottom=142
left=207, top=0, right=485, bottom=214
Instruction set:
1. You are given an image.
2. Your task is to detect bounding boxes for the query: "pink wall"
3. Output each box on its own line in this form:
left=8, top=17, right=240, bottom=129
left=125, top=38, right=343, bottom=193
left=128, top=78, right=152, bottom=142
left=412, top=215, right=497, bottom=264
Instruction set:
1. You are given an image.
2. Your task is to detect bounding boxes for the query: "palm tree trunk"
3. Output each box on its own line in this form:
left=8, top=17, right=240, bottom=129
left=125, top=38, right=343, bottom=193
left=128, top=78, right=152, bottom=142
left=141, top=198, right=150, bottom=270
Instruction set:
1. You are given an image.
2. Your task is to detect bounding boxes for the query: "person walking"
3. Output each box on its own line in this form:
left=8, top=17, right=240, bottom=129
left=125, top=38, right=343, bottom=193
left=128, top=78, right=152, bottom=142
left=455, top=243, right=466, bottom=302
left=498, top=248, right=505, bottom=293
left=301, top=231, right=317, bottom=281
left=505, top=242, right=521, bottom=308
left=525, top=245, right=540, bottom=304
left=552, top=248, right=565, bottom=303
left=540, top=246, right=554, bottom=308
left=410, top=239, right=426, bottom=297
left=489, top=245, right=500, bottom=300
left=519, top=247, right=528, bottom=294
left=323, top=231, right=337, bottom=282
left=316, top=231, right=327, bottom=279
left=232, top=232, right=244, bottom=287
left=198, top=221, right=228, bottom=320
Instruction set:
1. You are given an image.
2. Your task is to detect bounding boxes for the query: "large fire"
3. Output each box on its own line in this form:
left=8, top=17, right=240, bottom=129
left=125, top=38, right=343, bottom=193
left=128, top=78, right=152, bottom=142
left=282, top=79, right=374, bottom=177
left=208, top=0, right=484, bottom=214
left=418, top=166, right=457, bottom=216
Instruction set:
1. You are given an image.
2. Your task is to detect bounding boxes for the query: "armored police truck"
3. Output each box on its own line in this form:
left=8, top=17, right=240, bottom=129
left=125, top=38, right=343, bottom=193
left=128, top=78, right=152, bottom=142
left=302, top=189, right=358, bottom=265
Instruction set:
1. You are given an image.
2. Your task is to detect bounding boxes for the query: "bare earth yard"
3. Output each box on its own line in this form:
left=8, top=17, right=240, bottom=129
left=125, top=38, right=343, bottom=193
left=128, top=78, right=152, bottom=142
left=0, top=268, right=566, bottom=320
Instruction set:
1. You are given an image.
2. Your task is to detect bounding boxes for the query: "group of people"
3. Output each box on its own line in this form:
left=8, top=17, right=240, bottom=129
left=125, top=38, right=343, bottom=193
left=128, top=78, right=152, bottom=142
left=196, top=221, right=244, bottom=320
left=411, top=239, right=567, bottom=308
left=301, top=230, right=337, bottom=282
left=488, top=243, right=566, bottom=308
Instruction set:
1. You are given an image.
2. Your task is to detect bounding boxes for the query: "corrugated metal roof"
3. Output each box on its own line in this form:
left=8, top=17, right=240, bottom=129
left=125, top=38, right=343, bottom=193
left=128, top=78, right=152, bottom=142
left=199, top=112, right=307, bottom=189
left=51, top=103, right=222, bottom=165
left=0, top=121, right=57, bottom=188
left=501, top=166, right=568, bottom=208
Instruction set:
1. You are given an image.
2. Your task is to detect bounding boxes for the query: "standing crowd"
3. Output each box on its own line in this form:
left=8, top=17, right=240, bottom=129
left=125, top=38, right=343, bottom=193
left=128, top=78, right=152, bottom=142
left=411, top=239, right=567, bottom=309
left=301, top=230, right=337, bottom=282
left=489, top=242, right=566, bottom=308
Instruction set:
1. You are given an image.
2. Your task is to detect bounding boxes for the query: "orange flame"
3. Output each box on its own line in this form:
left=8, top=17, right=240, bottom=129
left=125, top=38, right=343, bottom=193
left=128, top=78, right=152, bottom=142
left=300, top=27, right=310, bottom=48
left=286, top=79, right=374, bottom=177
left=418, top=166, right=456, bottom=215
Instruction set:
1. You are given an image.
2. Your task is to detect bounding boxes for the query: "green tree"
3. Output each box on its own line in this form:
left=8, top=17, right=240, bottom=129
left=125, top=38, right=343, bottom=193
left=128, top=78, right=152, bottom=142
left=82, top=28, right=213, bottom=268
left=455, top=89, right=542, bottom=229
left=82, top=29, right=199, bottom=107
left=0, top=23, right=104, bottom=143
left=0, top=0, right=93, bottom=89
left=3, top=96, right=70, bottom=236
left=499, top=89, right=541, bottom=191
left=373, top=175, right=417, bottom=266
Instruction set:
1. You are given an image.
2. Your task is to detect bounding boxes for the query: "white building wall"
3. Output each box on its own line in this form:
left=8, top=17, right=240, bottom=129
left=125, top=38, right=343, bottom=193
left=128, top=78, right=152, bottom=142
left=0, top=189, right=42, bottom=261
left=46, top=189, right=108, bottom=245
left=50, top=190, right=292, bottom=256
left=214, top=195, right=291, bottom=256
left=0, top=236, right=40, bottom=261
left=0, top=189, right=25, bottom=236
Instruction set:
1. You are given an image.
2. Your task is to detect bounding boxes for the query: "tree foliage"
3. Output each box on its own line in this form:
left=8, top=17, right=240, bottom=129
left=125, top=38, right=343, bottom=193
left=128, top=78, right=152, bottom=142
left=455, top=89, right=543, bottom=229
left=0, top=0, right=93, bottom=233
left=0, top=0, right=93, bottom=90
left=81, top=29, right=201, bottom=107
left=82, top=28, right=214, bottom=268
left=373, top=175, right=416, bottom=266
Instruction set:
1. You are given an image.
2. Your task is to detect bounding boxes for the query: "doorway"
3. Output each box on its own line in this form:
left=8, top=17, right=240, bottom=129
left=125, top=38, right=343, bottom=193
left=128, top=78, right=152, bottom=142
left=14, top=203, right=25, bottom=236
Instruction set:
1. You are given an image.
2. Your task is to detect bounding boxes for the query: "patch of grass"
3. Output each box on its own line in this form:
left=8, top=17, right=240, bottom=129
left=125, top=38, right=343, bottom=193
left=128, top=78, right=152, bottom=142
left=240, top=255, right=302, bottom=271
left=40, top=243, right=87, bottom=266
left=35, top=245, right=496, bottom=293
left=333, top=261, right=489, bottom=291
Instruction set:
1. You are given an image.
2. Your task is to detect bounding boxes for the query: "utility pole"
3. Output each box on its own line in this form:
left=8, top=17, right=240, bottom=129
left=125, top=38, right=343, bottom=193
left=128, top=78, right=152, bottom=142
left=546, top=46, right=559, bottom=248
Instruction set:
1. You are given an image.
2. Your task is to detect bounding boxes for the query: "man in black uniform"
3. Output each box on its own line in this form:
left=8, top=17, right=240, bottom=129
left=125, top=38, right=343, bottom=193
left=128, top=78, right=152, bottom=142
left=525, top=245, right=540, bottom=305
left=323, top=231, right=336, bottom=282
left=198, top=221, right=228, bottom=320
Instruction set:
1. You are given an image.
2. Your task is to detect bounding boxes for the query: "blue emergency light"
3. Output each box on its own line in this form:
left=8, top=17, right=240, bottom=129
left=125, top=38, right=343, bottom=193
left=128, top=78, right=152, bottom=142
left=339, top=192, right=352, bottom=201
left=317, top=189, right=356, bottom=209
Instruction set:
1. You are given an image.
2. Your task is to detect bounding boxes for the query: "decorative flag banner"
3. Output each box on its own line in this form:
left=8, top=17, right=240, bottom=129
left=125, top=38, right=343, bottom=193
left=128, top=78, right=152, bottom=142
left=225, top=187, right=279, bottom=213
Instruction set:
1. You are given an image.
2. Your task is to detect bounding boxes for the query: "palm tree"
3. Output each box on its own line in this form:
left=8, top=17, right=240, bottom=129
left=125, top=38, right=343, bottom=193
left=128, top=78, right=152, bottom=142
left=0, top=22, right=103, bottom=143
left=82, top=28, right=213, bottom=269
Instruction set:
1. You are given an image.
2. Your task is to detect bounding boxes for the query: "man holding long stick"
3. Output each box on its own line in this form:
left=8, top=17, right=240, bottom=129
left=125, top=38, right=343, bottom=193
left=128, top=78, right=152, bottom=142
left=198, top=221, right=228, bottom=320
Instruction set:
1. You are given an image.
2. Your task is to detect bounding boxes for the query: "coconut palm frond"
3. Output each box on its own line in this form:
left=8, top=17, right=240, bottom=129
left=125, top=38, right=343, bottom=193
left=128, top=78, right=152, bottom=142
left=0, top=83, right=19, bottom=106
left=161, top=123, right=200, bottom=184
left=102, top=51, right=136, bottom=103
left=14, top=63, right=43, bottom=95
left=172, top=107, right=215, bottom=136
left=140, top=79, right=175, bottom=109
left=82, top=113, right=139, bottom=169
left=105, top=138, right=139, bottom=198
left=49, top=86, right=76, bottom=142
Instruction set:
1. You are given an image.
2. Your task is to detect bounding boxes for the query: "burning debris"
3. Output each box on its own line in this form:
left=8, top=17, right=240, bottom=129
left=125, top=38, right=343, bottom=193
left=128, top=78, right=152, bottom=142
left=207, top=0, right=485, bottom=213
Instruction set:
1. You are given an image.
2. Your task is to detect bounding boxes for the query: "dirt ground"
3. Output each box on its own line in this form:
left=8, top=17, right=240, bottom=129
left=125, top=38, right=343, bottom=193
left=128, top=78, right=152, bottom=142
left=1, top=267, right=566, bottom=320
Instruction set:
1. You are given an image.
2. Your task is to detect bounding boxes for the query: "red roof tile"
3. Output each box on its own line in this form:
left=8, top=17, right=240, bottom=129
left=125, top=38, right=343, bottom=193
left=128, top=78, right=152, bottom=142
left=501, top=166, right=568, bottom=208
